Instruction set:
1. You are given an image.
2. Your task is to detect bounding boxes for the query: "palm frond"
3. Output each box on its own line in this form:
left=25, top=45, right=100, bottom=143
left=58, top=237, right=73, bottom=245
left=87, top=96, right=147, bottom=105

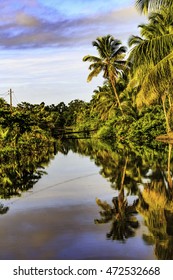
left=139, top=23, right=163, bottom=38
left=136, top=50, right=173, bottom=108
left=128, top=33, right=173, bottom=69
left=112, top=46, right=127, bottom=59
left=83, top=55, right=101, bottom=63
left=128, top=35, right=144, bottom=47
left=135, top=0, right=151, bottom=14
left=93, top=36, right=112, bottom=58
left=87, top=66, right=103, bottom=82
left=135, top=0, right=173, bottom=14
left=88, top=62, right=103, bottom=70
left=92, top=38, right=106, bottom=58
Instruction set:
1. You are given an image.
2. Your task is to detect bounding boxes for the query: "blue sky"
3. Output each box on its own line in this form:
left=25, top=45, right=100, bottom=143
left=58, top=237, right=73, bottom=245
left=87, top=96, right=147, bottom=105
left=0, top=0, right=146, bottom=105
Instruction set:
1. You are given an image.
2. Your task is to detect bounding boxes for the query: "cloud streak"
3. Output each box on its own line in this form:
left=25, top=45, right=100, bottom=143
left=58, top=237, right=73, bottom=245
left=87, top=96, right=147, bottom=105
left=0, top=0, right=145, bottom=49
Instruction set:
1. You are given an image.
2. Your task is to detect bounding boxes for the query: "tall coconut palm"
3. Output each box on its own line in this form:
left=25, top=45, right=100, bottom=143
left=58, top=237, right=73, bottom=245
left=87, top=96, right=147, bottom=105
left=83, top=35, right=127, bottom=113
left=128, top=7, right=173, bottom=71
left=128, top=7, right=173, bottom=132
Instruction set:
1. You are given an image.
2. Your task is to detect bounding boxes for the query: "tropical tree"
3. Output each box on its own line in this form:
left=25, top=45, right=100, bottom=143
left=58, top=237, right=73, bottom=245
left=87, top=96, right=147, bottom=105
left=135, top=0, right=173, bottom=14
left=91, top=84, right=116, bottom=121
left=128, top=6, right=173, bottom=133
left=83, top=35, right=128, bottom=113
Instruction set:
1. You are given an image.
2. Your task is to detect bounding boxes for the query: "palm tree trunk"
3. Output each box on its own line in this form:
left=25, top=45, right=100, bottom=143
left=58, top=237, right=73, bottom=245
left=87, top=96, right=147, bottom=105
left=161, top=95, right=171, bottom=133
left=168, top=92, right=172, bottom=108
left=167, top=143, right=172, bottom=189
left=120, top=156, right=128, bottom=190
left=110, top=78, right=124, bottom=115
left=117, top=156, right=128, bottom=217
left=118, top=157, right=128, bottom=205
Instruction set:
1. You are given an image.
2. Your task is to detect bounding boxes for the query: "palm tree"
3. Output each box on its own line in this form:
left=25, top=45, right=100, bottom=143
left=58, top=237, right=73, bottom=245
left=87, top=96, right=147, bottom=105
left=128, top=7, right=173, bottom=71
left=135, top=0, right=173, bottom=14
left=83, top=35, right=127, bottom=113
left=128, top=7, right=173, bottom=133
left=91, top=84, right=116, bottom=121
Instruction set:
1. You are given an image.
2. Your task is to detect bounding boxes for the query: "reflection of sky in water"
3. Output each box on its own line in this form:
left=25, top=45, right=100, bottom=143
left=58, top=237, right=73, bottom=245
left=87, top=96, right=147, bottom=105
left=0, top=205, right=154, bottom=260
left=0, top=151, right=155, bottom=260
left=58, top=232, right=154, bottom=260
left=4, top=151, right=116, bottom=211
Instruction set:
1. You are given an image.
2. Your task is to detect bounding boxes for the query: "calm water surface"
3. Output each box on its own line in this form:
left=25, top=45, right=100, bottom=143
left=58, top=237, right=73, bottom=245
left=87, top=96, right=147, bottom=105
left=0, top=139, right=172, bottom=259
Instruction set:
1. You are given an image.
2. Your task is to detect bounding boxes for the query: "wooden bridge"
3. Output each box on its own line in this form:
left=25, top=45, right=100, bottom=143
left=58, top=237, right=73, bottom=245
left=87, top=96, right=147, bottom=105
left=53, top=129, right=97, bottom=138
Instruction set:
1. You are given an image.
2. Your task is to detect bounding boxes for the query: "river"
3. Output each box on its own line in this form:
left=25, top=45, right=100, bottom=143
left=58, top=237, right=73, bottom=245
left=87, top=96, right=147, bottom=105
left=0, top=138, right=172, bottom=259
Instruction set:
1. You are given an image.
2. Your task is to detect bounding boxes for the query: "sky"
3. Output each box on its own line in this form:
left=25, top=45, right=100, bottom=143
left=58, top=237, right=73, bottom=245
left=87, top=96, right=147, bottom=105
left=0, top=0, right=146, bottom=106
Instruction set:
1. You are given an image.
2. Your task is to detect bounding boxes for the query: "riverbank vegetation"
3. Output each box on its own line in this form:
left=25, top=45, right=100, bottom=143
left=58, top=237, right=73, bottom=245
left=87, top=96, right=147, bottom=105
left=1, top=0, right=173, bottom=149
left=1, top=0, right=173, bottom=259
left=81, top=0, right=173, bottom=140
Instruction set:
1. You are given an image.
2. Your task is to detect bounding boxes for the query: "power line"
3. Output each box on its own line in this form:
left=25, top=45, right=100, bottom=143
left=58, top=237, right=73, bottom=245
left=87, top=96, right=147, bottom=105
left=4, top=172, right=98, bottom=207
left=0, top=91, right=8, bottom=96
left=1, top=89, right=20, bottom=107
left=13, top=92, right=19, bottom=105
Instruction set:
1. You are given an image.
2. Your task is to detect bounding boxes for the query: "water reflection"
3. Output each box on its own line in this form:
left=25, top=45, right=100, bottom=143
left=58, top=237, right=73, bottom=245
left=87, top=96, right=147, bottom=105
left=0, top=203, right=9, bottom=214
left=95, top=157, right=139, bottom=241
left=137, top=144, right=173, bottom=259
left=63, top=138, right=173, bottom=259
left=1, top=136, right=173, bottom=259
left=0, top=142, right=56, bottom=205
left=95, top=193, right=139, bottom=241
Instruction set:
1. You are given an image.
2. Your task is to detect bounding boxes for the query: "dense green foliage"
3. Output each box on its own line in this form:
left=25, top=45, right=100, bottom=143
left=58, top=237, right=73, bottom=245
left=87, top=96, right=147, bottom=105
left=1, top=0, right=173, bottom=261
left=0, top=0, right=173, bottom=197
left=1, top=1, right=173, bottom=147
left=80, top=0, right=173, bottom=138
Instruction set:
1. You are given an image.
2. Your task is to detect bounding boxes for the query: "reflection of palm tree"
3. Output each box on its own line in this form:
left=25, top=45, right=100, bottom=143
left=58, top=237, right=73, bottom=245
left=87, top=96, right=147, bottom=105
left=95, top=157, right=139, bottom=241
left=138, top=197, right=173, bottom=259
left=65, top=137, right=173, bottom=256
left=90, top=143, right=142, bottom=195
left=137, top=151, right=173, bottom=259
left=0, top=203, right=9, bottom=215
left=95, top=196, right=139, bottom=241
left=167, top=144, right=173, bottom=189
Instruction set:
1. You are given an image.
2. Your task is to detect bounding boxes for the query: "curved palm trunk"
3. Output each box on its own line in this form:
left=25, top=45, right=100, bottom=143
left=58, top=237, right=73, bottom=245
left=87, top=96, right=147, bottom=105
left=118, top=156, right=128, bottom=210
left=167, top=143, right=172, bottom=189
left=110, top=77, right=124, bottom=115
left=161, top=95, right=171, bottom=133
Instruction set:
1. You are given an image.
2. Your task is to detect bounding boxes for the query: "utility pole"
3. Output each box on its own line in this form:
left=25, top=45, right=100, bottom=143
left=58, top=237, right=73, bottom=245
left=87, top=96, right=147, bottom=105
left=9, top=88, right=13, bottom=111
